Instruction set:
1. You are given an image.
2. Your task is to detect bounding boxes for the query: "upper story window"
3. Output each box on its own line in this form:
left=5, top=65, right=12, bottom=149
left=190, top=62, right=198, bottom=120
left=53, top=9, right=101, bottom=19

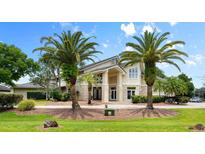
left=96, top=74, right=102, bottom=83
left=129, top=67, right=138, bottom=79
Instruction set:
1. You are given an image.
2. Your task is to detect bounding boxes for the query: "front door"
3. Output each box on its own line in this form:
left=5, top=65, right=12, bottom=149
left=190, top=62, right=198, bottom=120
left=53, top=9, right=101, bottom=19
left=93, top=87, right=102, bottom=100
left=109, top=87, right=117, bottom=100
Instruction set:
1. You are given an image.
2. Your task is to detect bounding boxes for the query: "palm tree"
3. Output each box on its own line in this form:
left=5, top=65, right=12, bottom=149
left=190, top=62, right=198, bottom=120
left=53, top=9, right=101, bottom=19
left=78, top=73, right=99, bottom=104
left=163, top=77, right=188, bottom=97
left=120, top=30, right=188, bottom=109
left=33, top=31, right=101, bottom=110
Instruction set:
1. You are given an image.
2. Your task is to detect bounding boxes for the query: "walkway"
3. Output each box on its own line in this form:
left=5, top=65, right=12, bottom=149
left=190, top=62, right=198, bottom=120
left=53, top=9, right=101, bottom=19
left=35, top=102, right=205, bottom=109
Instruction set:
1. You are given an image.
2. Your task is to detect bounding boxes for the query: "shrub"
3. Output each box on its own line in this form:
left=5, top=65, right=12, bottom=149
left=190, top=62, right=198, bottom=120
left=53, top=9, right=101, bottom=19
left=152, top=96, right=166, bottom=103
left=0, top=94, right=23, bottom=109
left=132, top=95, right=147, bottom=103
left=176, top=96, right=190, bottom=104
left=51, top=89, right=70, bottom=101
left=132, top=95, right=166, bottom=103
left=27, top=92, right=46, bottom=100
left=51, top=90, right=62, bottom=101
left=18, top=100, right=35, bottom=111
left=61, top=93, right=70, bottom=101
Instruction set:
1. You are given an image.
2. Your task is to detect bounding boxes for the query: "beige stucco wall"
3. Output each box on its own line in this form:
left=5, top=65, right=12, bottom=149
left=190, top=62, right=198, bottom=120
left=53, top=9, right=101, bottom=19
left=76, top=62, right=145, bottom=103
left=122, top=63, right=141, bottom=86
left=0, top=91, right=12, bottom=94
left=13, top=88, right=45, bottom=99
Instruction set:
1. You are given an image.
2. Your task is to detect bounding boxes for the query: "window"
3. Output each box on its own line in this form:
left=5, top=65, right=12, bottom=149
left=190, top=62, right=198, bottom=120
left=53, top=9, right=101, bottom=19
left=129, top=67, right=138, bottom=78
left=127, top=87, right=136, bottom=99
left=96, top=74, right=102, bottom=83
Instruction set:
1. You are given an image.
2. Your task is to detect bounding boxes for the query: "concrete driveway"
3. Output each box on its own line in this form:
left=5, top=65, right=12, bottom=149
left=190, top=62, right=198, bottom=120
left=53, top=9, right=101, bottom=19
left=35, top=102, right=205, bottom=109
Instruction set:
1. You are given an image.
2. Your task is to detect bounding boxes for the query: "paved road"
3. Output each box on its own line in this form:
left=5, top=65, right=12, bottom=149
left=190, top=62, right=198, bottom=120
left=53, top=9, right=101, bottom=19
left=34, top=102, right=205, bottom=109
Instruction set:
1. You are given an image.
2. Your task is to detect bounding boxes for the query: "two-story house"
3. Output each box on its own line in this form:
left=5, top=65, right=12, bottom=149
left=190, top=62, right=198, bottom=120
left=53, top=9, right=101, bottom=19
left=76, top=56, right=147, bottom=103
left=13, top=56, right=149, bottom=102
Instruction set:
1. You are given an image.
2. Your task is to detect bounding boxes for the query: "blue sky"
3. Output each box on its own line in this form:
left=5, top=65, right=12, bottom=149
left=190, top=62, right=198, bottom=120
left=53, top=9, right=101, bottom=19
left=0, top=22, right=204, bottom=88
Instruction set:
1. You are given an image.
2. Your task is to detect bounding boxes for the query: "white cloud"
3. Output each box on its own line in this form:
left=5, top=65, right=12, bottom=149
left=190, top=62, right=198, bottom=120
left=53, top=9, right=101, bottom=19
left=102, top=43, right=108, bottom=48
left=84, top=25, right=97, bottom=37
left=124, top=46, right=134, bottom=51
left=185, top=60, right=197, bottom=66
left=169, top=22, right=177, bottom=26
left=59, top=22, right=80, bottom=32
left=141, top=23, right=161, bottom=34
left=157, top=62, right=170, bottom=69
left=185, top=54, right=204, bottom=66
left=15, top=75, right=30, bottom=84
left=166, top=40, right=184, bottom=49
left=121, top=22, right=136, bottom=36
left=191, top=54, right=204, bottom=63
left=142, top=24, right=154, bottom=33
left=176, top=44, right=184, bottom=48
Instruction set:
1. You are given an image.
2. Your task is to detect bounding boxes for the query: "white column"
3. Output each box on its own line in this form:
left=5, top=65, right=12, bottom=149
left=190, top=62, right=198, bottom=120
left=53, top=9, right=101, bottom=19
left=102, top=70, right=109, bottom=103
left=118, top=72, right=123, bottom=103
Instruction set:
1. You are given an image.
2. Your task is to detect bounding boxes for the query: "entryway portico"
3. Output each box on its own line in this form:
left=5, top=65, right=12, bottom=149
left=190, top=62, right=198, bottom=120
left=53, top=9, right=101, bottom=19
left=92, top=65, right=126, bottom=103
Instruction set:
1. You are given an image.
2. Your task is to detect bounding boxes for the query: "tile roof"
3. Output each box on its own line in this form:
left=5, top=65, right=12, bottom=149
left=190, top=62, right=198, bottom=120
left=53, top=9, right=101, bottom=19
left=0, top=85, right=10, bottom=92
left=14, top=82, right=44, bottom=89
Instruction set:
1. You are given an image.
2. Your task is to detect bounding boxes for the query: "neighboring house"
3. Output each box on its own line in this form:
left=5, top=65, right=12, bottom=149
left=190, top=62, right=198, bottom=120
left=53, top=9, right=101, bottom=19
left=0, top=85, right=11, bottom=93
left=12, top=82, right=45, bottom=99
left=76, top=56, right=147, bottom=103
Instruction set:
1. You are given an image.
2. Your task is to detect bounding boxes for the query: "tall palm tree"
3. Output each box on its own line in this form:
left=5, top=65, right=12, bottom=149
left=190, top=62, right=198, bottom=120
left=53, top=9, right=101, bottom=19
left=120, top=30, right=188, bottom=109
left=33, top=31, right=101, bottom=110
left=78, top=73, right=99, bottom=104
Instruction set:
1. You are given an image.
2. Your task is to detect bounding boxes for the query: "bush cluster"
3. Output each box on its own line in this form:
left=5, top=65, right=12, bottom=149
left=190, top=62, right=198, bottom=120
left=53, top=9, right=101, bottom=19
left=132, top=95, right=166, bottom=103
left=51, top=90, right=70, bottom=101
left=175, top=96, right=190, bottom=104
left=17, top=100, right=35, bottom=111
left=0, top=94, right=23, bottom=109
left=132, top=95, right=147, bottom=103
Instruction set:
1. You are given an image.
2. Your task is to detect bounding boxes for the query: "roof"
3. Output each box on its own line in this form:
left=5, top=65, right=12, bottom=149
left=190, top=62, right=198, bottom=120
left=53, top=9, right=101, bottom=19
left=14, top=82, right=44, bottom=89
left=80, top=56, right=119, bottom=71
left=0, top=85, right=10, bottom=92
left=89, top=64, right=126, bottom=74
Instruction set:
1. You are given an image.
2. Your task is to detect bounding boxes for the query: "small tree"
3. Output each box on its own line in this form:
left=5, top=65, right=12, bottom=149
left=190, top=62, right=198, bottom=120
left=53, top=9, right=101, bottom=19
left=78, top=73, right=99, bottom=104
left=30, top=62, right=53, bottom=100
left=178, top=73, right=194, bottom=97
left=163, top=77, right=188, bottom=97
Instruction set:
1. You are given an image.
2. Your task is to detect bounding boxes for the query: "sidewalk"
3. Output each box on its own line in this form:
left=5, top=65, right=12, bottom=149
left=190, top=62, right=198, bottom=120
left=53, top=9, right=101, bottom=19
left=34, top=102, right=205, bottom=109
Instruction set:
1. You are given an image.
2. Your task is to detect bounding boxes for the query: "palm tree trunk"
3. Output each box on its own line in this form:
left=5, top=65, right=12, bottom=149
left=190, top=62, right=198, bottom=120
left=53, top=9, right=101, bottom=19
left=70, top=78, right=80, bottom=110
left=147, top=85, right=154, bottom=109
left=57, top=68, right=61, bottom=91
left=88, top=83, right=92, bottom=104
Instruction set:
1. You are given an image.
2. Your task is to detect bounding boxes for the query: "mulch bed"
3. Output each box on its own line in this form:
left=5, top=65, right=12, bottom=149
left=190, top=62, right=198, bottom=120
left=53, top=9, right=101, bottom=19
left=13, top=108, right=177, bottom=120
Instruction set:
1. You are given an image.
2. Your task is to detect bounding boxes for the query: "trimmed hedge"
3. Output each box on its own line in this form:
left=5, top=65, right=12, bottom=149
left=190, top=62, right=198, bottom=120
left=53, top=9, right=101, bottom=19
left=0, top=94, right=23, bottom=109
left=175, top=96, right=190, bottom=104
left=132, top=95, right=147, bottom=103
left=132, top=95, right=166, bottom=103
left=17, top=100, right=35, bottom=111
left=27, top=92, right=46, bottom=100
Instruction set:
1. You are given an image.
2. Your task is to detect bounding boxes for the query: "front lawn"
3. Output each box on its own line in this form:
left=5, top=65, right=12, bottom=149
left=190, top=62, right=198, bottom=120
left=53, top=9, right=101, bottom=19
left=0, top=108, right=205, bottom=132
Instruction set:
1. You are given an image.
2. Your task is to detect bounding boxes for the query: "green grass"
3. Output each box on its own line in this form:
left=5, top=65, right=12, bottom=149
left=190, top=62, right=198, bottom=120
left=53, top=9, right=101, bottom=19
left=0, top=108, right=205, bottom=132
